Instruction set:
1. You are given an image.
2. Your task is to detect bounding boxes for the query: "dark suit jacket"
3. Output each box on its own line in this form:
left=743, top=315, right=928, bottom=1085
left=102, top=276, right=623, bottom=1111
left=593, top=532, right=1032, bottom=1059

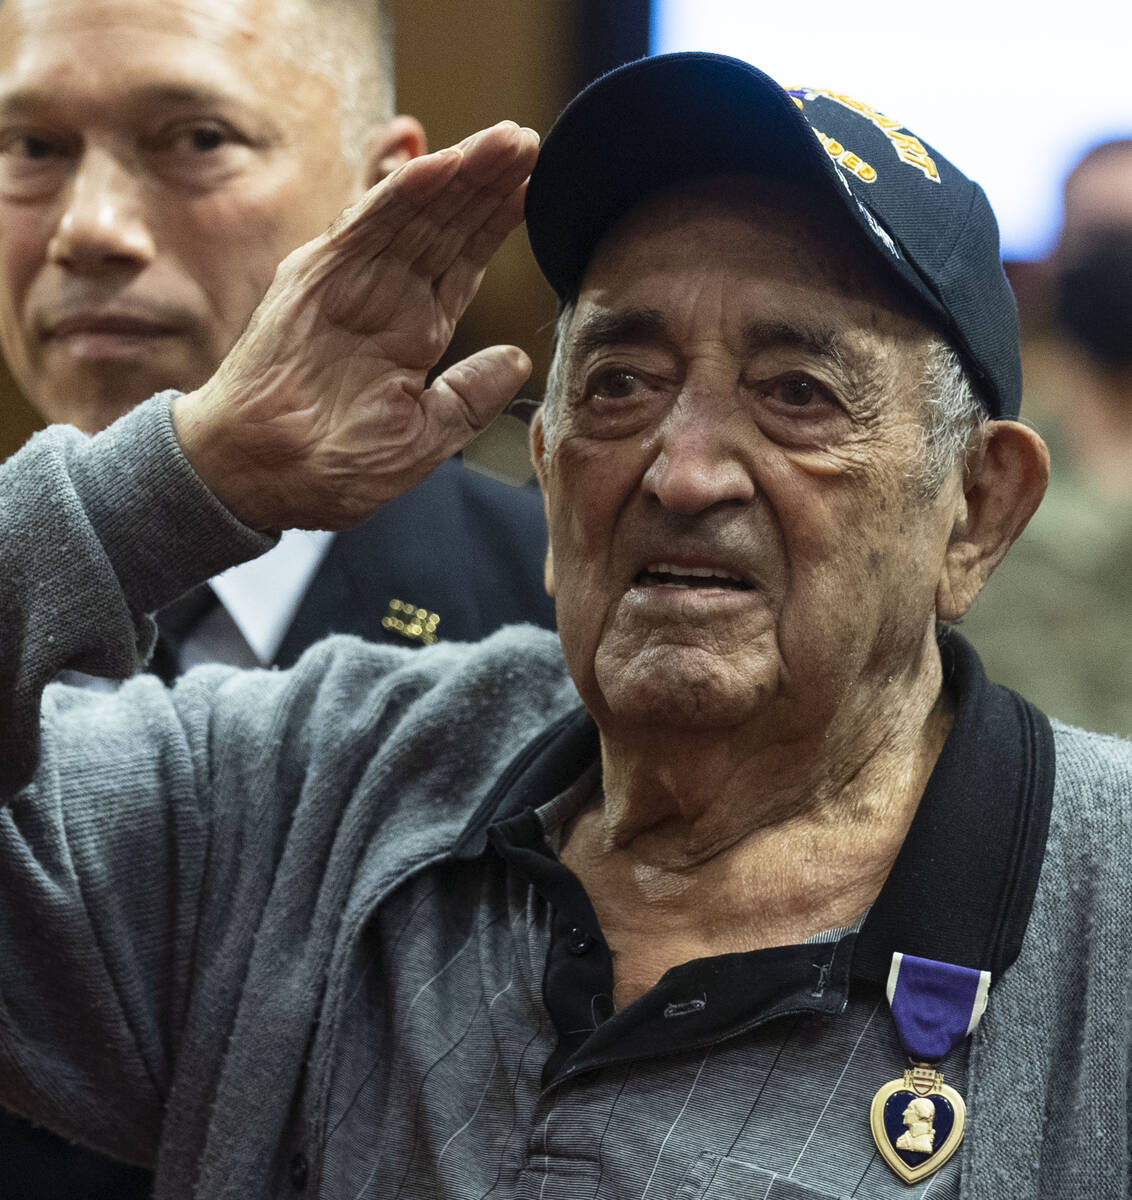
left=275, top=457, right=555, bottom=664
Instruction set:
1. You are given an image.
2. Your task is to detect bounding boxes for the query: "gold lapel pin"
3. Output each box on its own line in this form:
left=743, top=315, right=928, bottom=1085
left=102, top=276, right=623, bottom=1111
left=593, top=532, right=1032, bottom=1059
left=382, top=599, right=440, bottom=646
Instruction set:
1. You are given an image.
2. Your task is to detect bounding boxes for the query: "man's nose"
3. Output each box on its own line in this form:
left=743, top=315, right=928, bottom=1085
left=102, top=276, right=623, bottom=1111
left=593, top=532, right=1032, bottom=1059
left=641, top=393, right=756, bottom=514
left=46, top=149, right=157, bottom=274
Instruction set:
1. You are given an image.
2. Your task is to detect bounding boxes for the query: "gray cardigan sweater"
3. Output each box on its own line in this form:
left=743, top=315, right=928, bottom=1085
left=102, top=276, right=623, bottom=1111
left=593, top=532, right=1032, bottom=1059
left=1, top=399, right=1130, bottom=1199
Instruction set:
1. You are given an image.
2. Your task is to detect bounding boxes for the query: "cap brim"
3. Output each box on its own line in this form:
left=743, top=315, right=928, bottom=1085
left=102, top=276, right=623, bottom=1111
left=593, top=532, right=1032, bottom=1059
left=526, top=52, right=946, bottom=322
left=527, top=51, right=1021, bottom=419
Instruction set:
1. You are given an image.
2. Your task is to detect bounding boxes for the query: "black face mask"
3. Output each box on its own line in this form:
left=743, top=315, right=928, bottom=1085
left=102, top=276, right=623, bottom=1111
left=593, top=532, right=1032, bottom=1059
left=1055, top=229, right=1132, bottom=369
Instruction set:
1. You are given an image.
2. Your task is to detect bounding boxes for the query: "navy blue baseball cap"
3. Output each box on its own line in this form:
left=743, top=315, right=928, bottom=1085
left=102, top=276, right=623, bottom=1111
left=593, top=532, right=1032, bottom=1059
left=526, top=52, right=1021, bottom=420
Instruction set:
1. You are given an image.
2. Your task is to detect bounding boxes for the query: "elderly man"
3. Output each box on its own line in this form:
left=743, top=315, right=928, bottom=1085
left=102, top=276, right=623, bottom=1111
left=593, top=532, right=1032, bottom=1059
left=0, top=51, right=1128, bottom=1200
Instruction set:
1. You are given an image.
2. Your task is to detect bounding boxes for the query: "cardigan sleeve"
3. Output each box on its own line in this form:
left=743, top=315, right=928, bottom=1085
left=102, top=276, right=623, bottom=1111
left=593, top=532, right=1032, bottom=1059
left=0, top=394, right=573, bottom=1169
left=0, top=393, right=273, bottom=795
left=0, top=395, right=272, bottom=1160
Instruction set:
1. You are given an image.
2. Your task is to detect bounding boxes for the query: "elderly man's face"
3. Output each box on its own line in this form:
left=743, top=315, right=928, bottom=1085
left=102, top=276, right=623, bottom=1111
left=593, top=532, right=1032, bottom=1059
left=0, top=0, right=395, bottom=430
left=535, top=179, right=968, bottom=740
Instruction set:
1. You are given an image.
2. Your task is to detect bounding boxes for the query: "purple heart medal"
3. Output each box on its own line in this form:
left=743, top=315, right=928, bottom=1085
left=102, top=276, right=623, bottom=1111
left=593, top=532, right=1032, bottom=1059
left=869, top=952, right=989, bottom=1184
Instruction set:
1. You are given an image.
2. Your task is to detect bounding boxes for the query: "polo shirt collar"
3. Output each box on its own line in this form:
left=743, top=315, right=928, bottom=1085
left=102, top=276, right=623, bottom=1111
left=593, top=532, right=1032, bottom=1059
left=455, top=631, right=1054, bottom=986
left=854, top=630, right=1054, bottom=983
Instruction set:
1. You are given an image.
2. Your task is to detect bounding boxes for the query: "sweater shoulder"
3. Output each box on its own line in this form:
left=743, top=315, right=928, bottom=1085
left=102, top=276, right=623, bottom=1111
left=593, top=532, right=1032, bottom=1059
left=1050, top=720, right=1132, bottom=817
left=1036, top=721, right=1132, bottom=913
left=283, top=623, right=572, bottom=714
left=202, top=624, right=579, bottom=795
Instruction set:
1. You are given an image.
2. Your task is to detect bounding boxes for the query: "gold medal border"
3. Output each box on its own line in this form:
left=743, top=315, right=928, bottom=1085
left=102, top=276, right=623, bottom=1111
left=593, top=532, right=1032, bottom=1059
left=869, top=1077, right=967, bottom=1184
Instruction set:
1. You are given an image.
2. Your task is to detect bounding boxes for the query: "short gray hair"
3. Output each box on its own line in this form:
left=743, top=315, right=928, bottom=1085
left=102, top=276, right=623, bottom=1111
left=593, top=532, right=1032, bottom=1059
left=283, top=0, right=397, bottom=159
left=538, top=299, right=575, bottom=456
left=914, top=339, right=986, bottom=500
left=538, top=303, right=986, bottom=496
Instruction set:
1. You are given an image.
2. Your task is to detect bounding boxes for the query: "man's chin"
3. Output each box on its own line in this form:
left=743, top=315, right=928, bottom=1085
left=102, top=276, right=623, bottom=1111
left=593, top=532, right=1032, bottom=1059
left=593, top=643, right=777, bottom=732
left=32, top=361, right=199, bottom=433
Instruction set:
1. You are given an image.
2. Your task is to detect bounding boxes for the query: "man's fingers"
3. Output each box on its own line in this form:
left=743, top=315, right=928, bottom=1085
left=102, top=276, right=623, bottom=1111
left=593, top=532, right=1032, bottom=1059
left=323, top=147, right=462, bottom=255
left=456, top=122, right=540, bottom=191
left=406, top=124, right=535, bottom=263
left=433, top=183, right=530, bottom=317
left=420, top=345, right=533, bottom=454
left=375, top=124, right=537, bottom=279
left=303, top=123, right=535, bottom=342
left=411, top=169, right=530, bottom=283
left=329, top=123, right=537, bottom=269
left=450, top=120, right=536, bottom=168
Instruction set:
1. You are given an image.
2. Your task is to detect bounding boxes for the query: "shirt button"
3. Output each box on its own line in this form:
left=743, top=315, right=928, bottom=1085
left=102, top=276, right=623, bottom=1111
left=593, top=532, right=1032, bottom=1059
left=290, top=1151, right=309, bottom=1190
left=567, top=926, right=593, bottom=955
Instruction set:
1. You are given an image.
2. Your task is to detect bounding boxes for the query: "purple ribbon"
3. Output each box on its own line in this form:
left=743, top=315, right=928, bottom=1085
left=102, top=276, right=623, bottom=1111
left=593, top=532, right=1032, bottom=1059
left=886, top=952, right=991, bottom=1062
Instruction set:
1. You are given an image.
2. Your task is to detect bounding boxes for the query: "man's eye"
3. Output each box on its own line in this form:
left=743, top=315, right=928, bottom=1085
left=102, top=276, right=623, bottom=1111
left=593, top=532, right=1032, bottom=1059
left=0, top=132, right=68, bottom=161
left=0, top=131, right=74, bottom=195
left=179, top=124, right=230, bottom=153
left=152, top=122, right=240, bottom=159
left=190, top=127, right=224, bottom=152
left=590, top=368, right=639, bottom=399
left=149, top=122, right=252, bottom=185
left=777, top=377, right=817, bottom=407
left=768, top=375, right=832, bottom=409
left=14, top=135, right=56, bottom=159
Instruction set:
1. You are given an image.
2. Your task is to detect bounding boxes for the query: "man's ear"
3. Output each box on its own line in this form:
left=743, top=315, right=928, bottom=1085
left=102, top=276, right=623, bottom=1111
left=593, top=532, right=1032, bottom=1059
left=936, top=420, right=1050, bottom=621
left=361, top=115, right=428, bottom=189
left=529, top=409, right=556, bottom=598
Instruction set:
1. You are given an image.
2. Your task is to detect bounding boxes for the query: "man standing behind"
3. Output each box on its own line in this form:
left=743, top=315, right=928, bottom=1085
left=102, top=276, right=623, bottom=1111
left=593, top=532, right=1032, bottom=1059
left=0, top=0, right=552, bottom=1193
left=0, top=0, right=554, bottom=673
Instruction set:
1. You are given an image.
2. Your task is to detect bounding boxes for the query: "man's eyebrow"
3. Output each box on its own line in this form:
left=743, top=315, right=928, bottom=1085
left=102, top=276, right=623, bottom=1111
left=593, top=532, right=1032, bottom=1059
left=125, top=83, right=247, bottom=110
left=0, top=82, right=244, bottom=118
left=568, top=308, right=670, bottom=359
left=0, top=88, right=58, bottom=117
left=744, top=319, right=883, bottom=404
left=569, top=311, right=853, bottom=365
left=741, top=320, right=848, bottom=367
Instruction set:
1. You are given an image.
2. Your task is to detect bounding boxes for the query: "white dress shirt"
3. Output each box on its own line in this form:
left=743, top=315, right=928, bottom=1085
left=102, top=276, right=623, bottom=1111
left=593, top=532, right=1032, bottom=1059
left=179, top=529, right=335, bottom=671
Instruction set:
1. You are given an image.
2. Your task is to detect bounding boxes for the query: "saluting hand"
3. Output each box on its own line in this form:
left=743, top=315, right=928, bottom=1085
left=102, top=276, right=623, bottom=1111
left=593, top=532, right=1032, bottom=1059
left=171, top=121, right=539, bottom=533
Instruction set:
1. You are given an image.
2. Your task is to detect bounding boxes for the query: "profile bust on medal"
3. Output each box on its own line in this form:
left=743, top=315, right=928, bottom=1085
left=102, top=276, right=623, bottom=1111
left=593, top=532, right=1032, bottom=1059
left=896, top=1097, right=937, bottom=1154
left=1, top=42, right=1130, bottom=1200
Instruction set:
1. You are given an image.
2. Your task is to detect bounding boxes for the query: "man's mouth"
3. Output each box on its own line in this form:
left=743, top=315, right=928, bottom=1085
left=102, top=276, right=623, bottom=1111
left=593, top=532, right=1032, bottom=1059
left=47, top=314, right=177, bottom=339
left=636, top=562, right=752, bottom=590
left=40, top=312, right=183, bottom=363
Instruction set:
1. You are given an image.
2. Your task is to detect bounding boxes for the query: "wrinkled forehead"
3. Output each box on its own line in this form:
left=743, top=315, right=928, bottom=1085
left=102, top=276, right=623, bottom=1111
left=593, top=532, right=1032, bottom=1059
left=0, top=0, right=312, bottom=77
left=570, top=175, right=940, bottom=352
left=3, top=0, right=259, bottom=43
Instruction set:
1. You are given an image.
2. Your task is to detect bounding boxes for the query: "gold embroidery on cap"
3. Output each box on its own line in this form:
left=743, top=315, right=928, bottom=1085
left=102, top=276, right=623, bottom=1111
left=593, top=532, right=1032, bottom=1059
left=807, top=89, right=940, bottom=182
left=813, top=128, right=878, bottom=182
